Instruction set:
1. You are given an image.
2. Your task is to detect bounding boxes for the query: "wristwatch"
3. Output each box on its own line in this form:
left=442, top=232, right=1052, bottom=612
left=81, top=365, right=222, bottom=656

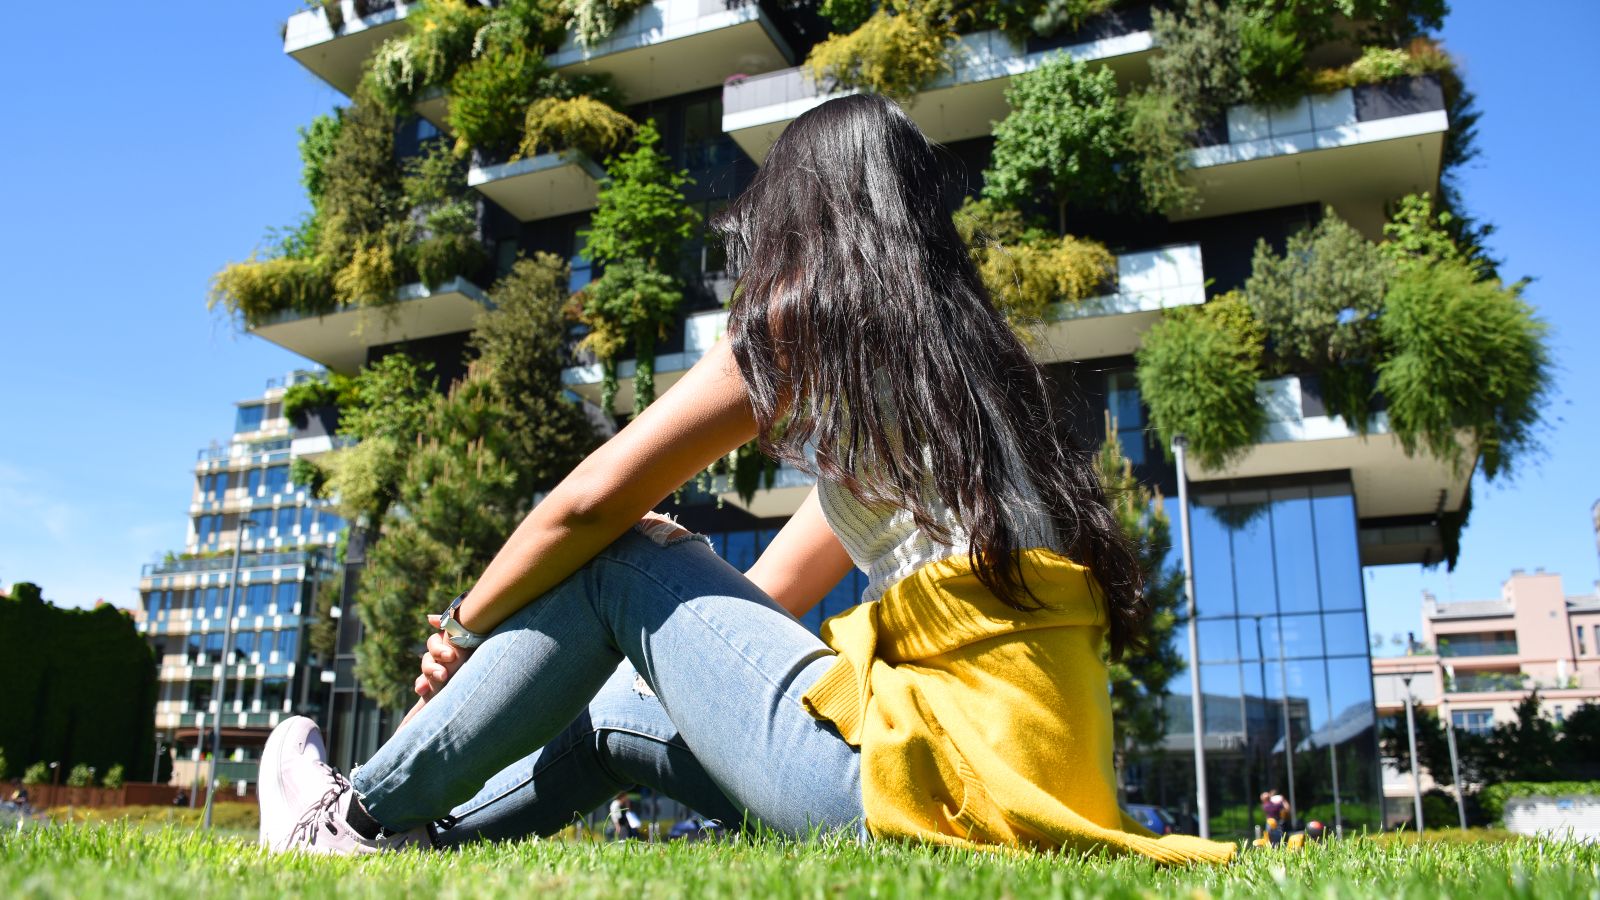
left=438, top=590, right=489, bottom=650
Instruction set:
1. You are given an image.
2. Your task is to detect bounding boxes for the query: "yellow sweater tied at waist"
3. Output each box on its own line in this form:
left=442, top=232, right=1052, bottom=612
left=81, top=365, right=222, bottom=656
left=801, top=548, right=1236, bottom=864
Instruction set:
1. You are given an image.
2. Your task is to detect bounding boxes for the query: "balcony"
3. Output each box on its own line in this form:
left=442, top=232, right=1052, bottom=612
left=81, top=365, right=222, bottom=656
left=722, top=14, right=1154, bottom=164
left=249, top=277, right=490, bottom=374
left=1438, top=636, right=1520, bottom=659
left=1179, top=76, right=1449, bottom=234
left=1448, top=671, right=1528, bottom=694
left=141, top=550, right=318, bottom=578
left=468, top=150, right=607, bottom=222
left=283, top=0, right=414, bottom=96
left=549, top=0, right=795, bottom=105
left=1034, top=244, right=1204, bottom=364
left=562, top=306, right=728, bottom=411
left=1184, top=374, right=1470, bottom=555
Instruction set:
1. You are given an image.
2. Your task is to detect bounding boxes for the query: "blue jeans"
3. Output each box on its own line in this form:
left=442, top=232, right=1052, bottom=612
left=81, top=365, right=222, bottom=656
left=350, top=526, right=864, bottom=844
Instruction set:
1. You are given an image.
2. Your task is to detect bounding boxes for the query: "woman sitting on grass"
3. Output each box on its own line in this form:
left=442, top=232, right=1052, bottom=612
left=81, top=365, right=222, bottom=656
left=258, top=94, right=1234, bottom=864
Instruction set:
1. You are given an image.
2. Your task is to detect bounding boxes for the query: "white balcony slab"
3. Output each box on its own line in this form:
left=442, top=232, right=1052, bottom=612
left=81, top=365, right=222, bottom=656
left=1033, top=244, right=1205, bottom=363
left=284, top=1, right=416, bottom=96
left=1182, top=85, right=1449, bottom=234
left=1186, top=375, right=1471, bottom=524
left=723, top=27, right=1154, bottom=164
left=550, top=0, right=794, bottom=104
left=468, top=151, right=606, bottom=222
left=250, top=277, right=491, bottom=374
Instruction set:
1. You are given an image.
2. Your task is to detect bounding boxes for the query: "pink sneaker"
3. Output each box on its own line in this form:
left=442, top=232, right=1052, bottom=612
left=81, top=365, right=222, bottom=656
left=258, top=716, right=418, bottom=855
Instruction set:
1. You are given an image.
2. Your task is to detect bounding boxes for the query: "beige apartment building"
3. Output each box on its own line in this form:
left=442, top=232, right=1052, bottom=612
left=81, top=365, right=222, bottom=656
left=1371, top=570, right=1600, bottom=819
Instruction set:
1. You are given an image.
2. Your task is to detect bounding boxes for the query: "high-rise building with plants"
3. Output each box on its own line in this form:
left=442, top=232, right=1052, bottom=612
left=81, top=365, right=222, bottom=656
left=136, top=372, right=345, bottom=795
left=215, top=0, right=1548, bottom=837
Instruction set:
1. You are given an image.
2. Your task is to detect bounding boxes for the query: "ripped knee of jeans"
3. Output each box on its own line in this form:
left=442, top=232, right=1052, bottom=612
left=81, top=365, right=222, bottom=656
left=633, top=513, right=711, bottom=549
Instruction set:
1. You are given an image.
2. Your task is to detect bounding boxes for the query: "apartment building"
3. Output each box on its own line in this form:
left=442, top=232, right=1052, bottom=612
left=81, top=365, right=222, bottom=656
left=236, top=0, right=1498, bottom=835
left=1371, top=570, right=1600, bottom=815
left=136, top=372, right=345, bottom=792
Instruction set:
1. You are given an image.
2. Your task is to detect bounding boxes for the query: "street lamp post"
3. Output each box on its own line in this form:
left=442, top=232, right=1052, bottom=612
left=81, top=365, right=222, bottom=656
left=203, top=515, right=255, bottom=829
left=1171, top=435, right=1209, bottom=838
left=1400, top=673, right=1425, bottom=833
left=152, top=740, right=165, bottom=785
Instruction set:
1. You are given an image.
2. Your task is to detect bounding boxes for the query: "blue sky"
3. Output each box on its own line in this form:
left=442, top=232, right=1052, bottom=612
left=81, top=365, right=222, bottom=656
left=1, top=3, right=1596, bottom=652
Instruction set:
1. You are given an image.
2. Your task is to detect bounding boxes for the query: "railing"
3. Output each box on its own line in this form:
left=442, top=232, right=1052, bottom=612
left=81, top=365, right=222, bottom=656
left=1449, top=671, right=1528, bottom=693
left=1191, top=75, right=1446, bottom=157
left=723, top=12, right=1153, bottom=117
left=194, top=438, right=293, bottom=463
left=142, top=550, right=319, bottom=578
left=1439, top=638, right=1519, bottom=658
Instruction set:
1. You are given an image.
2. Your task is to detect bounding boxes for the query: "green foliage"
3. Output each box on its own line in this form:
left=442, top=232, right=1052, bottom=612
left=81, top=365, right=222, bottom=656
left=1244, top=212, right=1391, bottom=375
left=564, top=0, right=649, bottom=51
left=323, top=354, right=439, bottom=524
left=471, top=252, right=599, bottom=487
left=983, top=54, right=1130, bottom=232
left=446, top=37, right=549, bottom=155
left=1380, top=191, right=1460, bottom=269
left=1136, top=292, right=1267, bottom=471
left=309, top=567, right=343, bottom=662
left=1150, top=0, right=1252, bottom=122
left=22, top=762, right=47, bottom=785
left=209, top=256, right=336, bottom=326
left=412, top=233, right=488, bottom=289
left=281, top=378, right=341, bottom=426
left=319, top=85, right=408, bottom=310
left=297, top=111, right=343, bottom=209
left=580, top=119, right=698, bottom=266
left=1124, top=89, right=1199, bottom=217
left=969, top=232, right=1115, bottom=329
left=1380, top=706, right=1455, bottom=785
left=290, top=458, right=329, bottom=499
left=1235, top=4, right=1307, bottom=106
left=572, top=259, right=684, bottom=414
left=1310, top=38, right=1454, bottom=92
left=818, top=0, right=873, bottom=31
left=804, top=7, right=954, bottom=102
left=519, top=95, right=636, bottom=159
left=1377, top=258, right=1549, bottom=480
left=977, top=0, right=1114, bottom=41
left=65, top=764, right=95, bottom=788
left=1097, top=415, right=1184, bottom=759
left=102, top=764, right=125, bottom=790
left=369, top=0, right=491, bottom=109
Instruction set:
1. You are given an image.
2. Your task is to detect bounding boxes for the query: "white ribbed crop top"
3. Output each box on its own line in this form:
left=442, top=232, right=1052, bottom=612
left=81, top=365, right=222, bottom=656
left=815, top=452, right=1062, bottom=604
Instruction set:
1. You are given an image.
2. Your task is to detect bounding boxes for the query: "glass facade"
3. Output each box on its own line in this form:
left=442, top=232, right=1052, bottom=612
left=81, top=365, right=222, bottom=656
left=1132, top=481, right=1381, bottom=838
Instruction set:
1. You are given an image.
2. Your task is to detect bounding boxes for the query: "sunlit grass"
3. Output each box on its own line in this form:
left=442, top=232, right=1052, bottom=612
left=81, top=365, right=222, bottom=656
left=1, top=817, right=1596, bottom=899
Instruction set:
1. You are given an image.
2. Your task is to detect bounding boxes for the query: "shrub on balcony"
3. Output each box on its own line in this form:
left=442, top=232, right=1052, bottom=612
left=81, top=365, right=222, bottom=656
left=1136, top=292, right=1266, bottom=471
left=518, top=95, right=636, bottom=159
left=804, top=6, right=955, bottom=101
left=1378, top=257, right=1549, bottom=481
left=1243, top=212, right=1391, bottom=428
left=1308, top=38, right=1454, bottom=92
left=446, top=38, right=547, bottom=156
left=984, top=55, right=1130, bottom=233
left=369, top=0, right=491, bottom=109
left=565, top=0, right=650, bottom=51
left=975, top=0, right=1115, bottom=42
left=954, top=199, right=1116, bottom=333
left=210, top=256, right=337, bottom=326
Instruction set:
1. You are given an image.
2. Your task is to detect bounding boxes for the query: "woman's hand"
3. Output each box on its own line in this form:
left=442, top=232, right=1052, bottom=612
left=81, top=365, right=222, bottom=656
left=413, top=614, right=473, bottom=700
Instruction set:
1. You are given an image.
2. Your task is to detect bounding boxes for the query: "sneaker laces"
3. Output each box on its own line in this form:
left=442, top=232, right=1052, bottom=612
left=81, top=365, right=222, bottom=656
left=284, top=764, right=353, bottom=849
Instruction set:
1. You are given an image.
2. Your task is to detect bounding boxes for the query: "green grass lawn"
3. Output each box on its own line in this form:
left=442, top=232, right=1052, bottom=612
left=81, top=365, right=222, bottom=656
left=1, top=817, right=1596, bottom=899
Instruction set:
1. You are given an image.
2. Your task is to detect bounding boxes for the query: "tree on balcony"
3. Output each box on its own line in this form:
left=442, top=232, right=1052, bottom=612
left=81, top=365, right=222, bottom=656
left=572, top=122, right=699, bottom=417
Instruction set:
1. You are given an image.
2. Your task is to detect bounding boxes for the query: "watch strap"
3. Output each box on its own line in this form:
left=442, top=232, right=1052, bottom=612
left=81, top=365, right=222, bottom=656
left=438, top=590, right=488, bottom=649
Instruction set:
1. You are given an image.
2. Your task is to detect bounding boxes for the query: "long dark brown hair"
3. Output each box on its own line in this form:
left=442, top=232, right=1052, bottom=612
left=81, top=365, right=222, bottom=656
left=712, top=94, right=1148, bottom=659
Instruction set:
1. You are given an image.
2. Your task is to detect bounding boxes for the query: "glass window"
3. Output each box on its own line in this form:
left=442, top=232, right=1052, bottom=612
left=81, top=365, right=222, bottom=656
left=1197, top=618, right=1240, bottom=662
left=1322, top=611, right=1370, bottom=657
left=1105, top=372, right=1146, bottom=466
left=245, top=584, right=273, bottom=617
left=144, top=591, right=160, bottom=620
left=1227, top=490, right=1277, bottom=618
left=1271, top=613, right=1326, bottom=660
left=300, top=506, right=317, bottom=533
left=1270, top=486, right=1320, bottom=614
left=1579, top=625, right=1588, bottom=656
left=318, top=510, right=344, bottom=534
left=276, top=506, right=297, bottom=535
left=232, top=631, right=255, bottom=662
left=277, top=629, right=299, bottom=660
left=722, top=530, right=759, bottom=572
left=264, top=465, right=290, bottom=496
left=204, top=631, right=224, bottom=656
left=1311, top=484, right=1363, bottom=611
left=1189, top=499, right=1237, bottom=618
left=1451, top=708, right=1494, bottom=736
left=247, top=468, right=264, bottom=497
left=569, top=232, right=593, bottom=293
left=275, top=582, right=299, bottom=613
left=263, top=677, right=290, bottom=710
left=235, top=404, right=265, bottom=433
left=186, top=633, right=201, bottom=663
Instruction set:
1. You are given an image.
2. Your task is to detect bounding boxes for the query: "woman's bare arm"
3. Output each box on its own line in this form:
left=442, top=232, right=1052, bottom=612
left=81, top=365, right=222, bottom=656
left=452, top=339, right=756, bottom=634
left=745, top=485, right=856, bottom=618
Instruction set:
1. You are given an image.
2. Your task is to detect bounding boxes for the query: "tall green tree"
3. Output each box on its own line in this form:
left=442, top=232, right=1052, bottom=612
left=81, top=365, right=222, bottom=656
left=574, top=121, right=698, bottom=416
left=354, top=255, right=595, bottom=709
left=1098, top=419, right=1185, bottom=763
